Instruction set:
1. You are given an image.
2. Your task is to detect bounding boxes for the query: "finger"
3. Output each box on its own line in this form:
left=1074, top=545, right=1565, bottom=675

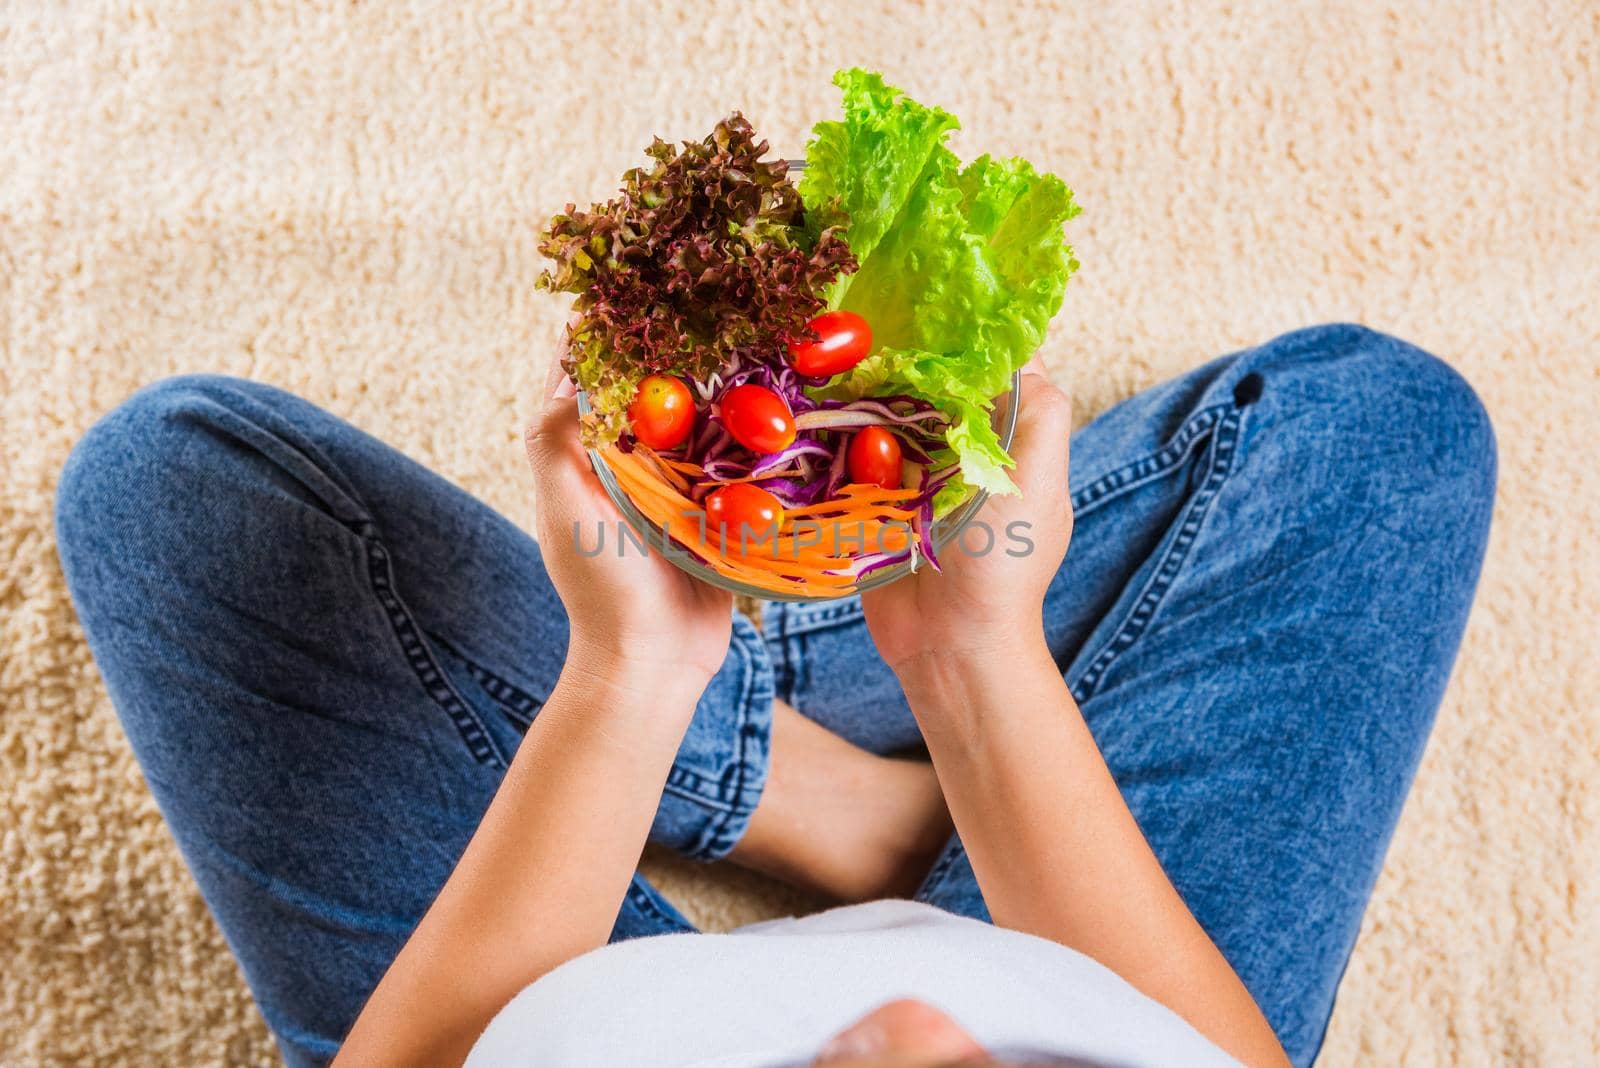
left=524, top=394, right=587, bottom=477
left=1017, top=371, right=1072, bottom=435
left=1020, top=351, right=1050, bottom=379
left=1008, top=373, right=1073, bottom=488
left=543, top=356, right=578, bottom=401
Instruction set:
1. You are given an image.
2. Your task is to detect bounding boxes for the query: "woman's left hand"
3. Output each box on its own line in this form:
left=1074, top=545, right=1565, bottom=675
left=524, top=356, right=734, bottom=694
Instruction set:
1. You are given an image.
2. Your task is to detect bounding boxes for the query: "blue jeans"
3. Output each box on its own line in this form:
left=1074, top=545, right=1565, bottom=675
left=55, top=324, right=1494, bottom=1067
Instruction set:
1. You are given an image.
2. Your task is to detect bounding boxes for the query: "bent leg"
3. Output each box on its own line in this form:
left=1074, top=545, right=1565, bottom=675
left=55, top=376, right=774, bottom=1065
left=776, top=325, right=1495, bottom=1065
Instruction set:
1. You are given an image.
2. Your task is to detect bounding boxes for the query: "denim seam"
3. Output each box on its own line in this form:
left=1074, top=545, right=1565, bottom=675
left=766, top=597, right=865, bottom=638
left=766, top=611, right=798, bottom=708
left=688, top=618, right=773, bottom=861
left=917, top=838, right=965, bottom=902
left=1068, top=405, right=1244, bottom=702
left=1069, top=405, right=1229, bottom=519
left=429, top=635, right=544, bottom=730
left=696, top=620, right=763, bottom=857
left=358, top=526, right=509, bottom=769
left=653, top=622, right=760, bottom=820
left=462, top=663, right=540, bottom=729
left=626, top=882, right=695, bottom=934
left=661, top=767, right=739, bottom=812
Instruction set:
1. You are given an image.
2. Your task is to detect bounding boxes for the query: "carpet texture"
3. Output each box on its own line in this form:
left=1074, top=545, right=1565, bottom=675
left=2, top=2, right=1596, bottom=1065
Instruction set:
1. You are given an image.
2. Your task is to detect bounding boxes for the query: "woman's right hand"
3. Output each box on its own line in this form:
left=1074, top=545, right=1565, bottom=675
left=339, top=357, right=737, bottom=1068
left=860, top=363, right=1075, bottom=682
left=524, top=357, right=735, bottom=694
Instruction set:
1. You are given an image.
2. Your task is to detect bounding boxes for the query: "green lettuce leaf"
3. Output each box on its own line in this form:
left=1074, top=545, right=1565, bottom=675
left=800, top=69, right=1080, bottom=501
left=799, top=70, right=958, bottom=274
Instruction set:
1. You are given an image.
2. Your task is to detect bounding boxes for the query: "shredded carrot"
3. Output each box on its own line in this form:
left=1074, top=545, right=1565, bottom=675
left=783, top=499, right=918, bottom=521
left=602, top=447, right=860, bottom=595
left=714, top=467, right=805, bottom=486
left=654, top=456, right=706, bottom=477
left=769, top=518, right=912, bottom=557
left=600, top=446, right=939, bottom=597
left=837, top=483, right=922, bottom=501
left=630, top=446, right=692, bottom=494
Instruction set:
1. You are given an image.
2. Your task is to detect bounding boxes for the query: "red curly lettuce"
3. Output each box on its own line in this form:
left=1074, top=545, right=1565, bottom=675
left=537, top=114, right=857, bottom=445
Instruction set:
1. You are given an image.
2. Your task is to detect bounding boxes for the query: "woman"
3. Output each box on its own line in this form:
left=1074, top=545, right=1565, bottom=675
left=55, top=324, right=1495, bottom=1067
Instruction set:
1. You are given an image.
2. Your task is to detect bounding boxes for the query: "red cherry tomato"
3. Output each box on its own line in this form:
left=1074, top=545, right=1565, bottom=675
left=627, top=374, right=695, bottom=449
left=788, top=310, right=873, bottom=377
left=719, top=384, right=796, bottom=454
left=847, top=425, right=904, bottom=489
left=704, top=484, right=785, bottom=547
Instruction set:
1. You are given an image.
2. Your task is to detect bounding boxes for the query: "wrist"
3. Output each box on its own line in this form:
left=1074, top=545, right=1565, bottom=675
left=874, top=595, right=1048, bottom=683
left=895, top=630, right=1057, bottom=715
left=560, top=637, right=714, bottom=713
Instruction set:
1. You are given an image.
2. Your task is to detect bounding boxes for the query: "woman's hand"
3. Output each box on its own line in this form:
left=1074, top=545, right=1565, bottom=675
left=857, top=362, right=1290, bottom=1067
left=336, top=356, right=735, bottom=1068
left=860, top=361, right=1074, bottom=679
left=525, top=358, right=734, bottom=693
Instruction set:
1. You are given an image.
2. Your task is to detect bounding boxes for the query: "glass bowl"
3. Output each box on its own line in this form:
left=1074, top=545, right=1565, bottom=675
left=575, top=156, right=1020, bottom=602
left=579, top=375, right=1019, bottom=603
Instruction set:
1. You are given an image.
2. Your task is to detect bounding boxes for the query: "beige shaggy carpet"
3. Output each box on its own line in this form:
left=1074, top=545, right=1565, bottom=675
left=2, top=2, right=1597, bottom=1065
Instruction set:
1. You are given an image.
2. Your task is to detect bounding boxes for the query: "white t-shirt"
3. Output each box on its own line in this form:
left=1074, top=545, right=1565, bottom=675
left=466, top=899, right=1236, bottom=1067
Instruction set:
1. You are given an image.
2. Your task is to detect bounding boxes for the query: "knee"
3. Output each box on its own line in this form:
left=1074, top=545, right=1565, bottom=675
left=1246, top=323, right=1497, bottom=521
left=54, top=375, right=259, bottom=580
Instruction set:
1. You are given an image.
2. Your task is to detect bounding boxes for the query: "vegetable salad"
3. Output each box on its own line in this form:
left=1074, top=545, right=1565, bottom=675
left=537, top=69, right=1079, bottom=596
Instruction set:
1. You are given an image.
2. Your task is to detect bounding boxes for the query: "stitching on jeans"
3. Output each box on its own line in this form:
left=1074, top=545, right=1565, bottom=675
left=461, top=662, right=540, bottom=729
left=680, top=625, right=758, bottom=856
left=627, top=882, right=694, bottom=933
left=765, top=611, right=797, bottom=708
left=1068, top=407, right=1244, bottom=703
left=428, top=635, right=544, bottom=731
left=696, top=619, right=769, bottom=859
left=926, top=842, right=960, bottom=887
left=917, top=838, right=965, bottom=903
left=770, top=596, right=864, bottom=637
left=662, top=765, right=739, bottom=812
left=359, top=527, right=509, bottom=769
left=1069, top=405, right=1229, bottom=519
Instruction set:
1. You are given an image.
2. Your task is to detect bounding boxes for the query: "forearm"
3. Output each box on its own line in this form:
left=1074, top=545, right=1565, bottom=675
left=899, top=636, right=1289, bottom=1068
left=334, top=645, right=704, bottom=1068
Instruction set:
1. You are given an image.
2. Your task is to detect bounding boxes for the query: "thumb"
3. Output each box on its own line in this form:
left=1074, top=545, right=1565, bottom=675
left=1006, top=369, right=1073, bottom=496
left=544, top=355, right=578, bottom=402
left=528, top=349, right=583, bottom=473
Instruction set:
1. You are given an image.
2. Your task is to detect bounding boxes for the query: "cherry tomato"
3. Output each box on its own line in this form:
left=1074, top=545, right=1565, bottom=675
left=719, top=384, right=796, bottom=454
left=704, top=484, right=785, bottom=546
left=847, top=425, right=904, bottom=489
left=627, top=374, right=695, bottom=449
left=788, top=310, right=873, bottom=377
